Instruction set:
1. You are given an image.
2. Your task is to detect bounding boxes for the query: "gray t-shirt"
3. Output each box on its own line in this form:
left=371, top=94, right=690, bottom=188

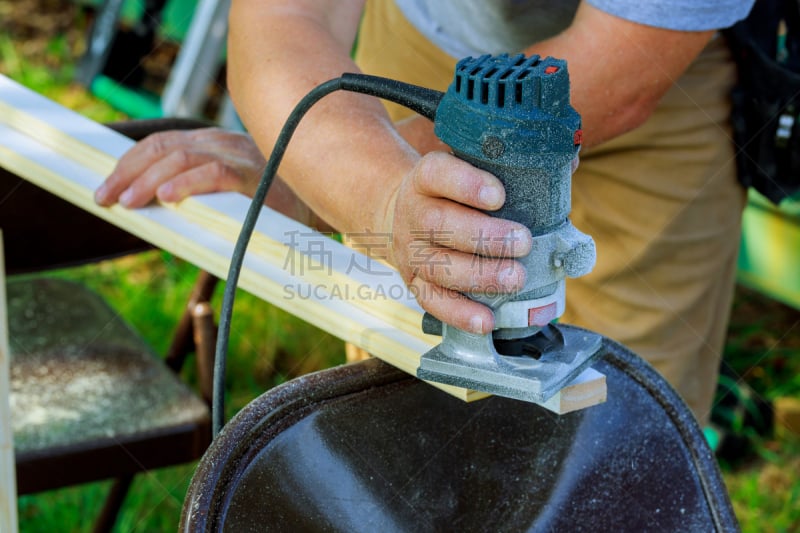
left=394, top=0, right=755, bottom=58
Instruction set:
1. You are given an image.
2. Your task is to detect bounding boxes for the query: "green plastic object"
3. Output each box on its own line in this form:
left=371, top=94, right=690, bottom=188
left=703, top=426, right=721, bottom=453
left=737, top=190, right=800, bottom=310
left=77, top=0, right=198, bottom=41
left=90, top=75, right=163, bottom=119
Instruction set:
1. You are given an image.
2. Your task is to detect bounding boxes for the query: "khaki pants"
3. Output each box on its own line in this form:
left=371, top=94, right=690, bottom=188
left=356, top=0, right=746, bottom=424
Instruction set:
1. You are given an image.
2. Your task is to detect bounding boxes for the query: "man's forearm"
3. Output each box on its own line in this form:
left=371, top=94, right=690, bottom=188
left=523, top=2, right=714, bottom=148
left=228, top=0, right=418, bottom=235
left=366, top=2, right=716, bottom=153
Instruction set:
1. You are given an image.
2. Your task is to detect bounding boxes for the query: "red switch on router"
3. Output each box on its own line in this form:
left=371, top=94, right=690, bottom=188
left=528, top=302, right=558, bottom=326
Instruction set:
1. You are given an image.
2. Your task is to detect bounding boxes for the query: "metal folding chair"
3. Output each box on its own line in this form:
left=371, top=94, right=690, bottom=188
left=181, top=327, right=739, bottom=532
left=2, top=118, right=219, bottom=532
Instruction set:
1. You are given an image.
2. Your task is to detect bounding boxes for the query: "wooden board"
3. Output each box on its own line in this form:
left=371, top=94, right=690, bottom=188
left=0, top=74, right=606, bottom=414
left=0, top=232, right=19, bottom=533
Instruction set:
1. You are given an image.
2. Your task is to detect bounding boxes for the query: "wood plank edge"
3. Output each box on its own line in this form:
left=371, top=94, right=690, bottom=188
left=0, top=231, right=19, bottom=532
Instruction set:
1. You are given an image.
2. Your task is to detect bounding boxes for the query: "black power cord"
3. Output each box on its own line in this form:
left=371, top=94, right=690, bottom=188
left=212, top=74, right=443, bottom=436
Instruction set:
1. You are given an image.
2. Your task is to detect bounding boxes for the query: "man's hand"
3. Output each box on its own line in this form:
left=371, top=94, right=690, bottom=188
left=94, top=128, right=266, bottom=207
left=387, top=151, right=532, bottom=335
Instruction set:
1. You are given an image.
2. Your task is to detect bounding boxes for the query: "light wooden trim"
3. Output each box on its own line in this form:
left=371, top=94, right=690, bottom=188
left=0, top=231, right=19, bottom=533
left=0, top=74, right=605, bottom=413
left=0, top=77, right=426, bottom=340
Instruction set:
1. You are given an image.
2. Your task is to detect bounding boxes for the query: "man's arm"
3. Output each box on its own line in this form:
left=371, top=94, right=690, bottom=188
left=388, top=2, right=715, bottom=152
left=95, top=1, right=715, bottom=333
left=528, top=2, right=715, bottom=148
left=227, top=0, right=532, bottom=334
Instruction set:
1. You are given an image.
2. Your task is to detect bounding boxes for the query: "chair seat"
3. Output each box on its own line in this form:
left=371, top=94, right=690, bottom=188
left=7, top=277, right=210, bottom=494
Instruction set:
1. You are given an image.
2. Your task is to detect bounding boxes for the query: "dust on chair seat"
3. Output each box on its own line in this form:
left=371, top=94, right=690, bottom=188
left=8, top=277, right=210, bottom=494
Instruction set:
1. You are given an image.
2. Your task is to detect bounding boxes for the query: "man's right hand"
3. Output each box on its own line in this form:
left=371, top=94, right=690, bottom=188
left=386, top=151, right=532, bottom=335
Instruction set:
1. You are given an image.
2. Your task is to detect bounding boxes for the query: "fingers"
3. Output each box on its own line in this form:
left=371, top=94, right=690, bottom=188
left=401, top=244, right=525, bottom=335
left=95, top=130, right=187, bottom=206
left=413, top=151, right=506, bottom=211
left=409, top=276, right=496, bottom=334
left=403, top=245, right=525, bottom=294
left=155, top=161, right=248, bottom=202
left=413, top=198, right=531, bottom=257
left=95, top=128, right=265, bottom=207
left=112, top=150, right=209, bottom=207
left=101, top=150, right=245, bottom=208
left=389, top=151, right=536, bottom=334
left=408, top=152, right=532, bottom=258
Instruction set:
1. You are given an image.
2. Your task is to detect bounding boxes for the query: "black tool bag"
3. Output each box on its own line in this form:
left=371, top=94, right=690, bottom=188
left=725, top=0, right=800, bottom=204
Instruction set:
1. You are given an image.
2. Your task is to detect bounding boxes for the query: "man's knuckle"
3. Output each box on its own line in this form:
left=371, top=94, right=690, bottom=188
left=207, top=160, right=230, bottom=179
left=420, top=204, right=445, bottom=232
left=144, top=133, right=170, bottom=157
left=170, top=149, right=193, bottom=168
left=414, top=154, right=441, bottom=192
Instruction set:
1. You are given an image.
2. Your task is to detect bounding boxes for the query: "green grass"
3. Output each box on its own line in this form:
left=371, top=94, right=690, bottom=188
left=0, top=30, right=126, bottom=124
left=18, top=464, right=196, bottom=532
left=725, top=438, right=800, bottom=533
left=4, top=2, right=800, bottom=530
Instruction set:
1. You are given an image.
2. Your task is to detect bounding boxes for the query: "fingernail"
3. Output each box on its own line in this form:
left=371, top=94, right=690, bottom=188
left=94, top=184, right=107, bottom=202
left=119, top=188, right=133, bottom=206
left=469, top=315, right=484, bottom=334
left=157, top=183, right=172, bottom=199
left=479, top=185, right=502, bottom=208
left=497, top=266, right=521, bottom=289
left=505, top=229, right=530, bottom=254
